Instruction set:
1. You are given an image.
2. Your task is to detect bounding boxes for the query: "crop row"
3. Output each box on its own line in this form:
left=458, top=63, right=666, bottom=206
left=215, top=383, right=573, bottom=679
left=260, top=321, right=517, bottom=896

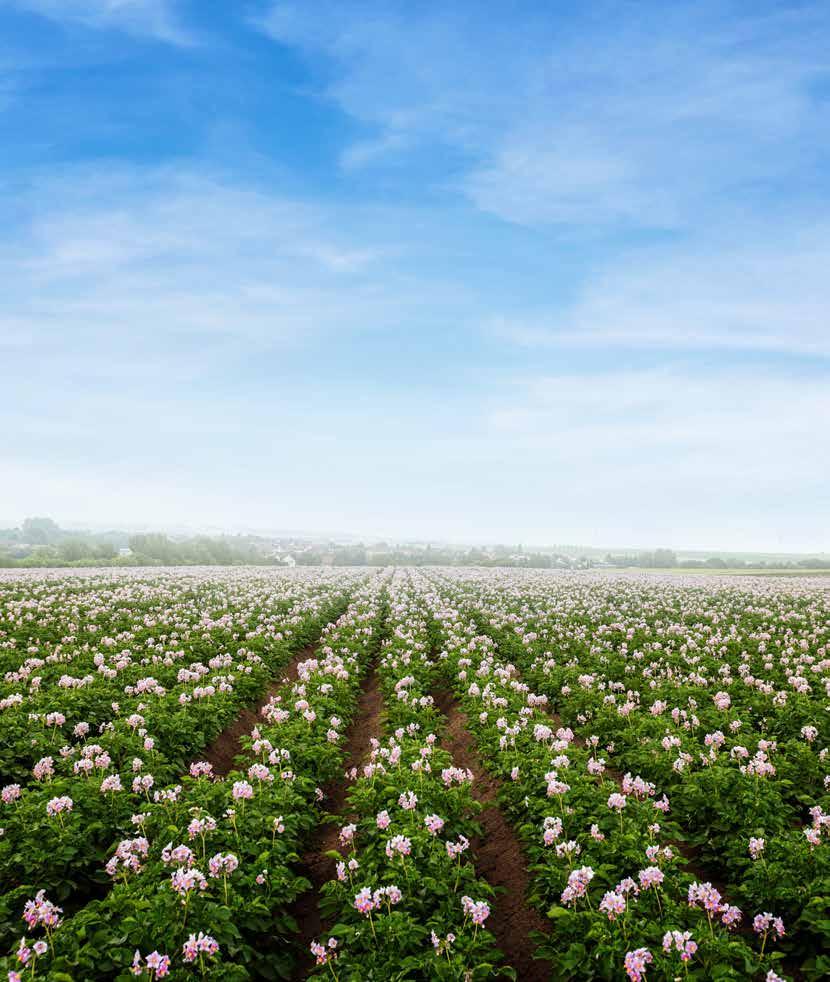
left=0, top=573, right=382, bottom=979
left=305, top=571, right=512, bottom=979
left=426, top=571, right=799, bottom=980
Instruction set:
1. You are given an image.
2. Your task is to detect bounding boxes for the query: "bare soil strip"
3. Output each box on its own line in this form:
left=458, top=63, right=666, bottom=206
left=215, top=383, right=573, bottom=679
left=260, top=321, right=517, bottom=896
left=199, top=642, right=319, bottom=776
left=432, top=688, right=551, bottom=982
left=291, top=663, right=383, bottom=977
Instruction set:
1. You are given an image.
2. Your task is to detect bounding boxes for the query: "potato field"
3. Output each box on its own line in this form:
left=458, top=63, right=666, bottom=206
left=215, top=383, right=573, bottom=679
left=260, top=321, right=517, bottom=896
left=0, top=567, right=828, bottom=981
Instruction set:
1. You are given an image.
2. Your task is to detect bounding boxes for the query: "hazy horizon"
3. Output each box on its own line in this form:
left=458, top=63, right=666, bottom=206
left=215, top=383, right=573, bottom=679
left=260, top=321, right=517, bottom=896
left=3, top=1, right=829, bottom=553
left=2, top=514, right=828, bottom=560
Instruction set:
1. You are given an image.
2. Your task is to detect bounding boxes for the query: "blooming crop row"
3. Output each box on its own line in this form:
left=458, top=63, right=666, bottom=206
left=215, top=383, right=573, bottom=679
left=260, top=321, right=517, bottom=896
left=0, top=570, right=355, bottom=782
left=0, top=571, right=355, bottom=949
left=1, top=565, right=827, bottom=980
left=450, top=571, right=829, bottom=978
left=307, top=572, right=512, bottom=980
left=427, top=571, right=796, bottom=980
left=0, top=575, right=386, bottom=979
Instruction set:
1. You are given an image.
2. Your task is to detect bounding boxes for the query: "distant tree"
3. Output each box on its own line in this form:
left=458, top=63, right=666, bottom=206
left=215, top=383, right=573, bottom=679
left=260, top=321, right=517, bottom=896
left=333, top=547, right=367, bottom=566
left=652, top=548, right=677, bottom=568
left=20, top=545, right=58, bottom=566
left=527, top=553, right=552, bottom=568
left=22, top=517, right=62, bottom=545
left=58, top=539, right=88, bottom=563
left=296, top=551, right=322, bottom=566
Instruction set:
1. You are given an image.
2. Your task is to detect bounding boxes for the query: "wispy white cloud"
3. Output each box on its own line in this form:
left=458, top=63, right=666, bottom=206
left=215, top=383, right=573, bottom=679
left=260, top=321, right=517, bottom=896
left=490, top=369, right=828, bottom=457
left=258, top=1, right=830, bottom=229
left=487, top=227, right=830, bottom=356
left=3, top=0, right=192, bottom=44
left=2, top=165, right=405, bottom=363
left=0, top=162, right=476, bottom=445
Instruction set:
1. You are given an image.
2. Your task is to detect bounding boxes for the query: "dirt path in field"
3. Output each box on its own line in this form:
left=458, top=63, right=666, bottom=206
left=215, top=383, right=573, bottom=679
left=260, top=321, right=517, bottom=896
left=291, top=662, right=383, bottom=978
left=432, top=688, right=551, bottom=982
left=197, top=642, right=319, bottom=776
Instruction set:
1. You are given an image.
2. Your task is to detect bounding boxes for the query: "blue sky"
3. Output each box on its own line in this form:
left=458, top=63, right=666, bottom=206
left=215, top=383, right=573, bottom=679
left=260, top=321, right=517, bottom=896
left=2, top=0, right=829, bottom=551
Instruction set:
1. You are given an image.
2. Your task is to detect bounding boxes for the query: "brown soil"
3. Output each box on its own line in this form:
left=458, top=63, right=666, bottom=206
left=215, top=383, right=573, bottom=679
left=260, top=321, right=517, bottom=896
left=198, top=643, right=319, bottom=777
left=432, top=688, right=551, bottom=982
left=291, top=663, right=384, bottom=978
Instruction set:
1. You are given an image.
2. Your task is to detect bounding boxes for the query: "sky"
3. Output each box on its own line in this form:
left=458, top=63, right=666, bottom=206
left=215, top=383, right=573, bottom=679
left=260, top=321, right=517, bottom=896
left=1, top=0, right=829, bottom=552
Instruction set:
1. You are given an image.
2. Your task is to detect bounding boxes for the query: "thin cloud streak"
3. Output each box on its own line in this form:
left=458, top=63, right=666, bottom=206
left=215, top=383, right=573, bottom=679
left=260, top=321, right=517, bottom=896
left=259, top=1, right=830, bottom=229
left=2, top=0, right=193, bottom=44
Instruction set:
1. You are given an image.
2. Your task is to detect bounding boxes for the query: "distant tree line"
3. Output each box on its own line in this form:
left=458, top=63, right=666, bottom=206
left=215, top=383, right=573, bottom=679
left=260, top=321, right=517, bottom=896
left=1, top=518, right=827, bottom=571
left=0, top=519, right=273, bottom=568
left=603, top=549, right=830, bottom=570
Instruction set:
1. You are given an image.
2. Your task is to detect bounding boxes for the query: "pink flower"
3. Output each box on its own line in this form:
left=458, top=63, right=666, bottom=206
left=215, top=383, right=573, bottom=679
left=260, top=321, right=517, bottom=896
left=385, top=834, right=412, bottom=858
left=461, top=896, right=490, bottom=926
left=187, top=815, right=217, bottom=839
left=688, top=881, right=722, bottom=913
left=748, top=837, right=765, bottom=859
left=547, top=779, right=570, bottom=797
left=46, top=795, right=73, bottom=817
left=170, top=867, right=208, bottom=902
left=623, top=948, right=653, bottom=981
left=662, top=931, right=697, bottom=962
left=753, top=913, right=785, bottom=939
left=16, top=938, right=31, bottom=966
left=182, top=932, right=219, bottom=963
left=398, top=790, right=418, bottom=810
left=133, top=950, right=171, bottom=978
left=107, top=837, right=150, bottom=878
left=22, top=891, right=63, bottom=931
left=446, top=835, right=469, bottom=859
left=431, top=931, right=455, bottom=955
left=310, top=939, right=338, bottom=966
left=33, top=757, right=54, bottom=781
left=616, top=877, right=639, bottom=896
left=561, top=866, right=594, bottom=906
left=720, top=905, right=743, bottom=929
left=599, top=891, right=626, bottom=920
left=247, top=763, right=272, bottom=783
left=208, top=852, right=239, bottom=877
left=373, top=884, right=403, bottom=907
left=637, top=866, right=664, bottom=890
left=354, top=887, right=377, bottom=916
